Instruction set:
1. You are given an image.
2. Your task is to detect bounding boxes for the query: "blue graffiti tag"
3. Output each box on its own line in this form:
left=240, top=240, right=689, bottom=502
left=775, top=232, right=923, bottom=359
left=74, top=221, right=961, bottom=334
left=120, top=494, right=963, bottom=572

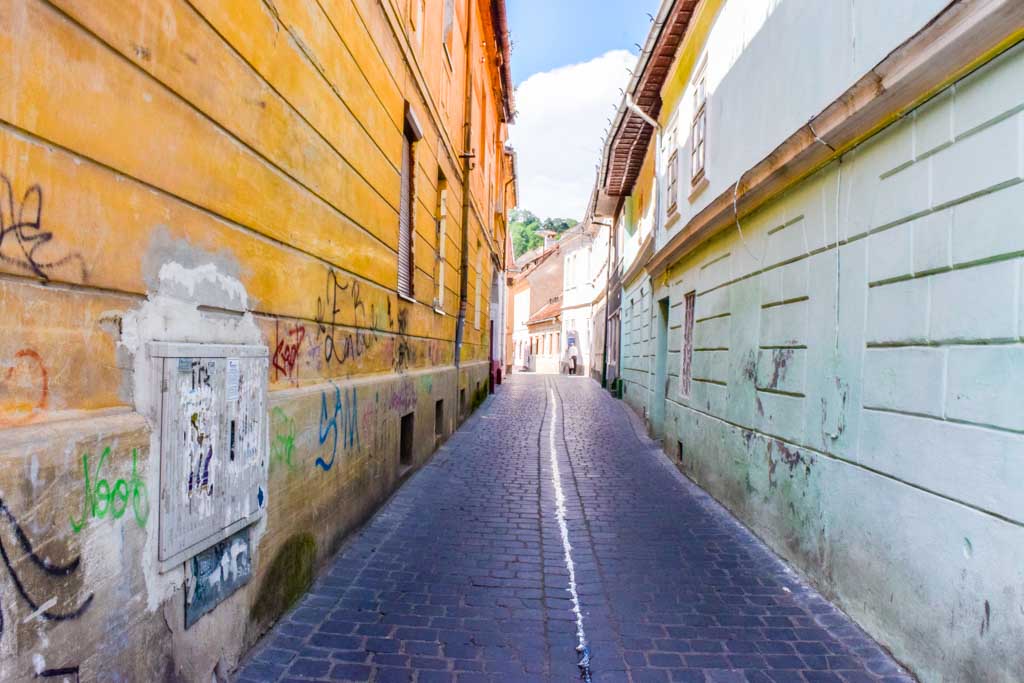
left=316, top=385, right=359, bottom=471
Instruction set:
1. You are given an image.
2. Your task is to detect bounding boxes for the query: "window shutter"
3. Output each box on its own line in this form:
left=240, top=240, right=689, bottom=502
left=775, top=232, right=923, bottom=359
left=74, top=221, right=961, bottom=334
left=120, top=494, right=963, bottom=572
left=680, top=291, right=696, bottom=397
left=398, top=133, right=414, bottom=297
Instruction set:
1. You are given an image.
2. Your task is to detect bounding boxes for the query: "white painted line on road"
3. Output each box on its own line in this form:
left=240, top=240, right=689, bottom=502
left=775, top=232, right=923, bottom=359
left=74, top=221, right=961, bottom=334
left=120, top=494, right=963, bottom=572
left=547, top=384, right=592, bottom=680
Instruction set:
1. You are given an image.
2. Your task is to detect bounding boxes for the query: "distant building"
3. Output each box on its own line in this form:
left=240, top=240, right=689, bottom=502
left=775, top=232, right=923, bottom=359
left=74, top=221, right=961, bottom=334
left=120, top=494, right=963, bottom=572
left=525, top=297, right=563, bottom=373
left=590, top=1, right=1024, bottom=681
left=507, top=241, right=563, bottom=373
left=558, top=220, right=610, bottom=378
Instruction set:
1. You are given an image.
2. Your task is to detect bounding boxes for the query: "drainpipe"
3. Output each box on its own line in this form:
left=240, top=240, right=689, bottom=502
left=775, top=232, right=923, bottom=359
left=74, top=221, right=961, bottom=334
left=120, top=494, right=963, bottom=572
left=454, top=0, right=475, bottom=371
left=625, top=93, right=660, bottom=130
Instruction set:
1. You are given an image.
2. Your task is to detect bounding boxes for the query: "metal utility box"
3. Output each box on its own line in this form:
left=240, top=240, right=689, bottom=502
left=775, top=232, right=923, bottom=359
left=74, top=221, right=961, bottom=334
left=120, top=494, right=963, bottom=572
left=150, top=342, right=268, bottom=571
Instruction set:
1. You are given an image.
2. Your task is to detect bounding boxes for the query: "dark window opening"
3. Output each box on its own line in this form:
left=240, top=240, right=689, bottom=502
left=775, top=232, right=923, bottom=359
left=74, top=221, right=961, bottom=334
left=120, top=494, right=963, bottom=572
left=434, top=399, right=444, bottom=438
left=400, top=412, right=415, bottom=472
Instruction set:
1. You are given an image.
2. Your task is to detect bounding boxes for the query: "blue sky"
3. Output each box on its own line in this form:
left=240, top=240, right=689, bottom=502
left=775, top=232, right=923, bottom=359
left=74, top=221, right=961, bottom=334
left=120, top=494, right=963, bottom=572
left=508, top=0, right=663, bottom=84
left=507, top=0, right=662, bottom=220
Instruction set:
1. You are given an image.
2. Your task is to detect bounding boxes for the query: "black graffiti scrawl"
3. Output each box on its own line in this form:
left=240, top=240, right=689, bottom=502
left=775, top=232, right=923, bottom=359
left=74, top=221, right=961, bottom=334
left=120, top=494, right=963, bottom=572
left=0, top=174, right=87, bottom=282
left=0, top=495, right=93, bottom=637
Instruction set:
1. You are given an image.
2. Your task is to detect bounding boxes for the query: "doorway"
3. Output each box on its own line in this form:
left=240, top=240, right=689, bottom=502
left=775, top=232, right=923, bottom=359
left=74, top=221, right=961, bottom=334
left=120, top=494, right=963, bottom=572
left=651, top=296, right=669, bottom=437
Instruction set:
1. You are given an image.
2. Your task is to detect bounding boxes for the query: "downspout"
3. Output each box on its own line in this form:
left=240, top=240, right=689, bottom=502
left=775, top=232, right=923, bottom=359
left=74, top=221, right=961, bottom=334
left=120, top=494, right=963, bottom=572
left=600, top=217, right=614, bottom=388
left=625, top=93, right=660, bottom=130
left=454, top=0, right=475, bottom=370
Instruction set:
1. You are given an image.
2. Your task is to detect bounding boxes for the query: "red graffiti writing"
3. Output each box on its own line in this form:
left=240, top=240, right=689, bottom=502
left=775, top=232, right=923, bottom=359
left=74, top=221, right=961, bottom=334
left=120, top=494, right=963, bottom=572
left=0, top=349, right=48, bottom=427
left=273, top=324, right=305, bottom=383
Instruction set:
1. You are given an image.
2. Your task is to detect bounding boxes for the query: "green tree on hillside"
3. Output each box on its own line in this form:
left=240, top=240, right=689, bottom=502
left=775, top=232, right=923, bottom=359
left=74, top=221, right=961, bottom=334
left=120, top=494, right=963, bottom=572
left=510, top=209, right=578, bottom=259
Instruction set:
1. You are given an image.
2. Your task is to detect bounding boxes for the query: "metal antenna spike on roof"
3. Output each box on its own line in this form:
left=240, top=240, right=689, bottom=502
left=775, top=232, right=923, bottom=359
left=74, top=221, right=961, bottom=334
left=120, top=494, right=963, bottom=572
left=634, top=43, right=642, bottom=51
left=646, top=12, right=655, bottom=21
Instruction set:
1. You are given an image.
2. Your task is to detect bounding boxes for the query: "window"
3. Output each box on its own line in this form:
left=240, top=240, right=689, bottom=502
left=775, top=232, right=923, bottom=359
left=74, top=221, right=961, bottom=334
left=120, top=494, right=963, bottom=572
left=400, top=411, right=414, bottom=473
left=434, top=174, right=448, bottom=311
left=398, top=105, right=423, bottom=299
left=442, top=0, right=455, bottom=58
left=434, top=399, right=444, bottom=439
left=666, top=150, right=679, bottom=212
left=680, top=291, right=696, bottom=397
left=690, top=66, right=707, bottom=184
left=409, top=0, right=424, bottom=48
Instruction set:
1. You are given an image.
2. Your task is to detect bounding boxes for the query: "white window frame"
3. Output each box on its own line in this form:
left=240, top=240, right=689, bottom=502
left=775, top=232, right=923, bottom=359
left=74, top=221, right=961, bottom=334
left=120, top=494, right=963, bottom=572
left=434, top=181, right=447, bottom=313
left=690, top=60, right=708, bottom=187
left=398, top=104, right=423, bottom=300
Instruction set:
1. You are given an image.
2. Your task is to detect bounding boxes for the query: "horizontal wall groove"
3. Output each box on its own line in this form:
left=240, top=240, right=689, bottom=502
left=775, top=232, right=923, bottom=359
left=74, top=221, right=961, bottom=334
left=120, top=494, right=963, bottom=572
left=44, top=0, right=406, bottom=252
left=0, top=120, right=412, bottom=304
left=695, top=311, right=731, bottom=323
left=762, top=296, right=809, bottom=309
left=862, top=405, right=1024, bottom=437
left=865, top=339, right=1024, bottom=349
left=867, top=249, right=1024, bottom=288
left=669, top=400, right=1024, bottom=530
left=755, top=387, right=805, bottom=398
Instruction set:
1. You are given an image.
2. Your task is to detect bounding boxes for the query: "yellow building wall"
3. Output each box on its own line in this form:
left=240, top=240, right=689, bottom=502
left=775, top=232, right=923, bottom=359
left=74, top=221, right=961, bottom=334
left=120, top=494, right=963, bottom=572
left=0, top=0, right=511, bottom=679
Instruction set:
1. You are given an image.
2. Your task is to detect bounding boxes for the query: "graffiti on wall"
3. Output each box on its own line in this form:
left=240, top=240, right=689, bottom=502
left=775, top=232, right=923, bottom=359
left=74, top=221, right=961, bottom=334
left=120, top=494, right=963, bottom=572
left=389, top=380, right=417, bottom=414
left=315, top=270, right=381, bottom=367
left=184, top=526, right=252, bottom=628
left=272, top=322, right=305, bottom=384
left=37, top=666, right=80, bottom=680
left=69, top=446, right=149, bottom=532
left=0, top=174, right=87, bottom=282
left=0, top=496, right=94, bottom=637
left=316, top=385, right=359, bottom=471
left=0, top=348, right=48, bottom=427
left=269, top=407, right=296, bottom=471
left=395, top=310, right=414, bottom=372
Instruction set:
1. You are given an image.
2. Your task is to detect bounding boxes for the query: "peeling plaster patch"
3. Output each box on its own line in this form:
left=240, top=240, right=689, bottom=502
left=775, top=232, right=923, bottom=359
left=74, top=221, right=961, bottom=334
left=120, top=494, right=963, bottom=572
left=28, top=455, right=39, bottom=490
left=142, top=226, right=248, bottom=311
left=32, top=653, right=45, bottom=674
left=118, top=247, right=263, bottom=613
left=158, top=262, right=248, bottom=312
left=741, top=351, right=757, bottom=383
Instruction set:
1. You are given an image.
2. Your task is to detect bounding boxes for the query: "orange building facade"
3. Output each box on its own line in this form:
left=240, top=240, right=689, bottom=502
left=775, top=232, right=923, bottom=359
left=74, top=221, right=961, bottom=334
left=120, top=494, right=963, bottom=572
left=0, top=0, right=514, bottom=679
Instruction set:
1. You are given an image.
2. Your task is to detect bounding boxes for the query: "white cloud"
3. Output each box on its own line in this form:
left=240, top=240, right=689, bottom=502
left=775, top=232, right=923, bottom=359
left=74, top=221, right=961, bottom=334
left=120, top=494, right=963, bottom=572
left=509, top=50, right=636, bottom=221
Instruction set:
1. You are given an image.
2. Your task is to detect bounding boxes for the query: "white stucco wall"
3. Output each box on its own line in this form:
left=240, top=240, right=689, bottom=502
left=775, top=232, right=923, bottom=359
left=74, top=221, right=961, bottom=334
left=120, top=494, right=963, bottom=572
left=560, top=225, right=610, bottom=373
left=658, top=0, right=949, bottom=252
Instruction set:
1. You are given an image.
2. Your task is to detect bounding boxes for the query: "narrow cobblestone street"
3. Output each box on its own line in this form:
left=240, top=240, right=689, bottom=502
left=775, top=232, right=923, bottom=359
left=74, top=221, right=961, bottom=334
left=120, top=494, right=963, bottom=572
left=237, top=376, right=913, bottom=683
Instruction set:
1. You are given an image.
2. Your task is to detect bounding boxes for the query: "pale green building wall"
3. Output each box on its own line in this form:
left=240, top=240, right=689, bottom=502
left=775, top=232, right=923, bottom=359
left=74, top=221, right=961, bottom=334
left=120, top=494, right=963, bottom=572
left=622, top=44, right=1024, bottom=682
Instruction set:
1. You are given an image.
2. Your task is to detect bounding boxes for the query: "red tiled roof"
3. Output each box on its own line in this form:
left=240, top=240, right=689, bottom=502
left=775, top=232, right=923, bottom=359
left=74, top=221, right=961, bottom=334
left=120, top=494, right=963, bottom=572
left=526, top=301, right=562, bottom=326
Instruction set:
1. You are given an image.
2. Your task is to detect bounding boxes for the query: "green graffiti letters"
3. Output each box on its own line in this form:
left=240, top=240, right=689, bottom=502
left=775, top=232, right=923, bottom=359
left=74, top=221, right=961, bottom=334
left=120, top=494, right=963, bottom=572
left=270, top=407, right=297, bottom=470
left=69, top=447, right=149, bottom=533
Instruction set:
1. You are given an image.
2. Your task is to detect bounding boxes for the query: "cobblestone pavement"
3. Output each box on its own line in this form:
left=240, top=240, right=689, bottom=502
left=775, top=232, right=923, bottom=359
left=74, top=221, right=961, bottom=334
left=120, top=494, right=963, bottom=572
left=236, top=375, right=915, bottom=683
